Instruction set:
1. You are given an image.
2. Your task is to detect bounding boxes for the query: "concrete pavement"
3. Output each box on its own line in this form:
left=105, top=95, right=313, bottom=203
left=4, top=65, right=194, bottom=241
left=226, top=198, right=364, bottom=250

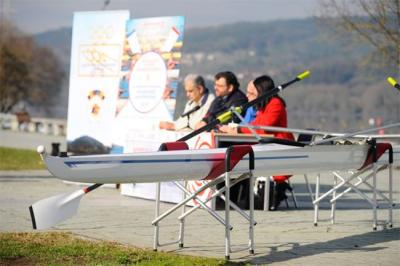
left=1, top=130, right=399, bottom=264
left=1, top=170, right=399, bottom=265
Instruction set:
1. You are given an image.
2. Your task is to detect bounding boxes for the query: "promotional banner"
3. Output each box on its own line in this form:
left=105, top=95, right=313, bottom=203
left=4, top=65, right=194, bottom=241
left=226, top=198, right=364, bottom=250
left=66, top=10, right=130, bottom=154
left=113, top=16, right=184, bottom=153
left=66, top=13, right=212, bottom=206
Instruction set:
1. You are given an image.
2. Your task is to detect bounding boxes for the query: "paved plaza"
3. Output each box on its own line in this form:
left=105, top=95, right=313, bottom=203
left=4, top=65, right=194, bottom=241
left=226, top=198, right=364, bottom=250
left=1, top=130, right=399, bottom=264
left=1, top=170, right=399, bottom=265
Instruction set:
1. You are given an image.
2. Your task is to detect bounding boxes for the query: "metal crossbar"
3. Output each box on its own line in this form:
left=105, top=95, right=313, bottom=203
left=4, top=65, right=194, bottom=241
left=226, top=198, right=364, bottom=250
left=312, top=158, right=393, bottom=230
left=152, top=144, right=257, bottom=261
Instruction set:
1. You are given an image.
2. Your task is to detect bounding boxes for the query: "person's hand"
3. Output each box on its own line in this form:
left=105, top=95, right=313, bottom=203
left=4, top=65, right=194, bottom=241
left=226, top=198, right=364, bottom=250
left=159, top=121, right=175, bottom=130
left=162, top=87, right=173, bottom=99
left=219, top=125, right=238, bottom=134
left=195, top=121, right=207, bottom=130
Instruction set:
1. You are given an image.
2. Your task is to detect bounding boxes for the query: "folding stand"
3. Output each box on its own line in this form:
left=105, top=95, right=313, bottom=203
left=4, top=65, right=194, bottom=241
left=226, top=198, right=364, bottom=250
left=312, top=141, right=393, bottom=230
left=224, top=145, right=255, bottom=260
left=153, top=141, right=189, bottom=251
left=152, top=142, right=256, bottom=260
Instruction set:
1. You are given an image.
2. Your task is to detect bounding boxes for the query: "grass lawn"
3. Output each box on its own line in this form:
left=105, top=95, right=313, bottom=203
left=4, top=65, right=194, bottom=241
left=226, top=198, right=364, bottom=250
left=0, top=232, right=234, bottom=265
left=0, top=146, right=45, bottom=170
left=0, top=149, right=243, bottom=265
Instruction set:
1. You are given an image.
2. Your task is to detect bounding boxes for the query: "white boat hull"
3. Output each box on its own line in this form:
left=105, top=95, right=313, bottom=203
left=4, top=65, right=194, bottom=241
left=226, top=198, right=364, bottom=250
left=43, top=143, right=370, bottom=184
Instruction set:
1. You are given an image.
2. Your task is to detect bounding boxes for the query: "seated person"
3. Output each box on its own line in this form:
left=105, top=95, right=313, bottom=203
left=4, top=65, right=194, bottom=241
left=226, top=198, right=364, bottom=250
left=240, top=80, right=258, bottom=124
left=219, top=75, right=295, bottom=210
left=195, top=71, right=247, bottom=129
left=159, top=74, right=215, bottom=131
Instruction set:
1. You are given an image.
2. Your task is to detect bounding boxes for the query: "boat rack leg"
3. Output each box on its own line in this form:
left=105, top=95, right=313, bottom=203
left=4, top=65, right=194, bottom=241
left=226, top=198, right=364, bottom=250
left=304, top=174, right=315, bottom=202
left=313, top=173, right=320, bottom=226
left=330, top=165, right=388, bottom=205
left=224, top=145, right=255, bottom=260
left=373, top=162, right=378, bottom=230
left=330, top=174, right=337, bottom=224
left=152, top=143, right=256, bottom=259
left=153, top=182, right=161, bottom=251
left=153, top=141, right=191, bottom=251
left=174, top=181, right=233, bottom=229
left=152, top=176, right=224, bottom=248
left=178, top=181, right=187, bottom=248
left=312, top=141, right=394, bottom=230
left=388, top=161, right=393, bottom=227
left=177, top=173, right=253, bottom=222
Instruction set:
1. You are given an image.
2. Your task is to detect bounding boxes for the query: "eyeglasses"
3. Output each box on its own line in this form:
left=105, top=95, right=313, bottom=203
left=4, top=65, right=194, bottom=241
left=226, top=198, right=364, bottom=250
left=214, top=82, right=227, bottom=88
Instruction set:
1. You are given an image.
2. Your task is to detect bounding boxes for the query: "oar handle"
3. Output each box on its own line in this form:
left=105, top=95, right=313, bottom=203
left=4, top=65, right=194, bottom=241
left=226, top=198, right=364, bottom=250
left=178, top=120, right=219, bottom=141
left=387, top=76, right=400, bottom=91
left=179, top=70, right=311, bottom=141
left=83, top=183, right=103, bottom=193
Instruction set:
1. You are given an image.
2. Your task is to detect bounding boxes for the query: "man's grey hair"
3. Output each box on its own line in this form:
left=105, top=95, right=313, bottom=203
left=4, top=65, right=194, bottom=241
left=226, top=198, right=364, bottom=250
left=184, top=74, right=206, bottom=88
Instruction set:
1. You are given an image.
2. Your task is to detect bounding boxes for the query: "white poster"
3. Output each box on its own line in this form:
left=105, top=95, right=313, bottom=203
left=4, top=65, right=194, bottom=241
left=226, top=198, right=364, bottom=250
left=66, top=13, right=211, bottom=206
left=113, top=16, right=184, bottom=153
left=67, top=10, right=130, bottom=154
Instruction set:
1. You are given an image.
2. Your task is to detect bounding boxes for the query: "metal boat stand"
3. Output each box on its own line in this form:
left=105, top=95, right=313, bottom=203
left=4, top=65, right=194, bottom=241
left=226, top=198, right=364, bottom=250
left=151, top=142, right=256, bottom=260
left=313, top=141, right=393, bottom=230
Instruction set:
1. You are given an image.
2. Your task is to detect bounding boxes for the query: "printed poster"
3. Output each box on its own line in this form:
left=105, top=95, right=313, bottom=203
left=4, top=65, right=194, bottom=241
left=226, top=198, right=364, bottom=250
left=112, top=16, right=185, bottom=153
left=66, top=12, right=212, bottom=206
left=66, top=10, right=130, bottom=154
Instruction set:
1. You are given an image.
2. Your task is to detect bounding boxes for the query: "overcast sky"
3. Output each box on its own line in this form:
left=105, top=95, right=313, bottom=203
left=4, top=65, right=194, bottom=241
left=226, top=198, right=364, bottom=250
left=6, top=0, right=320, bottom=34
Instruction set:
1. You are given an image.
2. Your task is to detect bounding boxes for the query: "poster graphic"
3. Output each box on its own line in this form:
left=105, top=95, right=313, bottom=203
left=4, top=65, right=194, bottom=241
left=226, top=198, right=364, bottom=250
left=67, top=11, right=130, bottom=155
left=117, top=16, right=184, bottom=119
left=79, top=44, right=122, bottom=76
left=66, top=13, right=184, bottom=155
left=66, top=12, right=200, bottom=206
left=112, top=16, right=185, bottom=153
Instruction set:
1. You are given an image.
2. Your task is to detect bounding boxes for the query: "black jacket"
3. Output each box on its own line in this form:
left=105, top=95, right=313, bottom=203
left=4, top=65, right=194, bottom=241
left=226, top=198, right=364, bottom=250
left=202, top=89, right=248, bottom=124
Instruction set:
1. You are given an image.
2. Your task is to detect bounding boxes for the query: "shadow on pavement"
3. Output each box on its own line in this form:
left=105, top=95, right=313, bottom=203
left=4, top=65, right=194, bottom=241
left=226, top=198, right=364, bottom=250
left=247, top=227, right=400, bottom=264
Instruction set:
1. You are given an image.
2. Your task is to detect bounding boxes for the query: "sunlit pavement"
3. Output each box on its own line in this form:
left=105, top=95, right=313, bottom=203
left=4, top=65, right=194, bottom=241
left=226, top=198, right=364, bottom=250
left=1, top=130, right=399, bottom=264
left=1, top=170, right=399, bottom=265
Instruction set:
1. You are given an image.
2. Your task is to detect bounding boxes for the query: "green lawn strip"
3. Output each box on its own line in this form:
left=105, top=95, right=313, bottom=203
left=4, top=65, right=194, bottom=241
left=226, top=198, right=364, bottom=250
left=0, top=146, right=45, bottom=170
left=0, top=232, right=236, bottom=265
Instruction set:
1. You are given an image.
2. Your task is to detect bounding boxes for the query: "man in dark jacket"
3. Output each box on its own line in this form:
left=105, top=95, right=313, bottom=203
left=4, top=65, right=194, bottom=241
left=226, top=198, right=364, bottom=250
left=195, top=71, right=248, bottom=129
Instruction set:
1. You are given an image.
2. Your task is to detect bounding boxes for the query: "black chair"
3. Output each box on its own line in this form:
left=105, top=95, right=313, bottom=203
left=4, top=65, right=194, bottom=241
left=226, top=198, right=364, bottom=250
left=260, top=131, right=318, bottom=210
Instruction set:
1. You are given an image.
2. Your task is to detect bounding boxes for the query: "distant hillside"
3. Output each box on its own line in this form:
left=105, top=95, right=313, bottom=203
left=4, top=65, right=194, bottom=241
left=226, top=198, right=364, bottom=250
left=34, top=18, right=399, bottom=131
left=35, top=27, right=72, bottom=66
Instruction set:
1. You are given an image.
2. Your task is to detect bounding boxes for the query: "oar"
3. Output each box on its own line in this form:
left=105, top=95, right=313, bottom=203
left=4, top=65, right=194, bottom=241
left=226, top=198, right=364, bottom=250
left=236, top=124, right=400, bottom=140
left=311, top=122, right=400, bottom=145
left=29, top=183, right=101, bottom=230
left=387, top=76, right=400, bottom=91
left=30, top=70, right=310, bottom=230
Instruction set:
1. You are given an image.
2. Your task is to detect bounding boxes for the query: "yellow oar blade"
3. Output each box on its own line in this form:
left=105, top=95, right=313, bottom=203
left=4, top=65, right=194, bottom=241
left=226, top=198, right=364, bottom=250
left=297, top=70, right=311, bottom=80
left=387, top=76, right=398, bottom=87
left=387, top=76, right=400, bottom=91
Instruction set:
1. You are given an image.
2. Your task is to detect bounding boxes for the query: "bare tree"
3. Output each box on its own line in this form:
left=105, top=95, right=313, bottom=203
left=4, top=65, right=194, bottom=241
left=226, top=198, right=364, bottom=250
left=319, top=0, right=400, bottom=68
left=0, top=21, right=64, bottom=113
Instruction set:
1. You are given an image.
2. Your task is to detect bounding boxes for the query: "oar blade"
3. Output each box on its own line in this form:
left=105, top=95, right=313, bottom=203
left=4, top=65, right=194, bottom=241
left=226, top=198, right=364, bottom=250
left=387, top=76, right=400, bottom=91
left=29, top=190, right=85, bottom=230
left=297, top=70, right=310, bottom=80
